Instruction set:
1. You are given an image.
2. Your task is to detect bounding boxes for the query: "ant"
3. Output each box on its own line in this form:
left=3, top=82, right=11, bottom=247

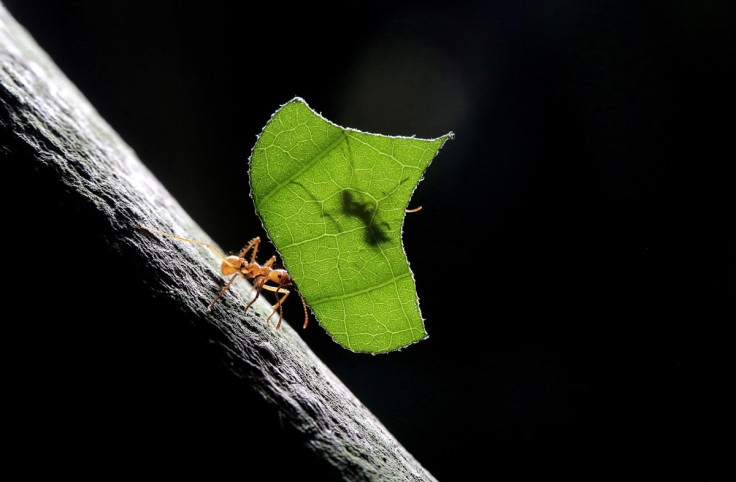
left=139, top=223, right=308, bottom=330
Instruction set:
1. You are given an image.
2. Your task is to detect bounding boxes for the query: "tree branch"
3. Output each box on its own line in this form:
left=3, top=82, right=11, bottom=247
left=1, top=6, right=435, bottom=481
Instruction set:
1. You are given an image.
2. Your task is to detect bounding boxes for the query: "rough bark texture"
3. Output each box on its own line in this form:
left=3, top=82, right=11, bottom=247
left=1, top=6, right=435, bottom=481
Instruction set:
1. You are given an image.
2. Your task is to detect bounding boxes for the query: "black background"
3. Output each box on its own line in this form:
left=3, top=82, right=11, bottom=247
left=4, top=1, right=733, bottom=480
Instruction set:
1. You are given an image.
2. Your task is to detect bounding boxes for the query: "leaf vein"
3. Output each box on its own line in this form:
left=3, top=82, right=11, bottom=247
left=256, top=130, right=348, bottom=211
left=308, top=272, right=412, bottom=305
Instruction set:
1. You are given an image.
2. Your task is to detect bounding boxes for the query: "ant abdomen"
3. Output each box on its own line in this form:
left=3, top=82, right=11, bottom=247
left=221, top=256, right=243, bottom=275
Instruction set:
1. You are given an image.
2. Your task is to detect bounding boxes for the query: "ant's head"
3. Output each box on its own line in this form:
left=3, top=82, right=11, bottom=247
left=268, top=269, right=293, bottom=286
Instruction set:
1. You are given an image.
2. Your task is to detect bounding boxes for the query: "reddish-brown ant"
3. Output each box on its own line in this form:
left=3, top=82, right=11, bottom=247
left=139, top=223, right=308, bottom=330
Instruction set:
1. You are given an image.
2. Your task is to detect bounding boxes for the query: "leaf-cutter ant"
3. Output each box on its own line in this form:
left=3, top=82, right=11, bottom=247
left=139, top=223, right=308, bottom=330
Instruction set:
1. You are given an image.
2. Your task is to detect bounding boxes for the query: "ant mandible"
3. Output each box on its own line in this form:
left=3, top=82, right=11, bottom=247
left=139, top=223, right=308, bottom=330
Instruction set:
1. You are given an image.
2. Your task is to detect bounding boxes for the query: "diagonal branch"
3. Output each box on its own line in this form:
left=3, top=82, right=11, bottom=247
left=0, top=6, right=435, bottom=481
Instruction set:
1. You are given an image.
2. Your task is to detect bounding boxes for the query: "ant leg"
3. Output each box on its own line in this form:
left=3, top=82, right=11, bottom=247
left=244, top=277, right=268, bottom=321
left=248, top=275, right=263, bottom=292
left=261, top=256, right=276, bottom=269
left=207, top=273, right=244, bottom=311
left=405, top=206, right=422, bottom=213
left=262, top=285, right=290, bottom=330
left=237, top=237, right=261, bottom=263
left=260, top=284, right=309, bottom=330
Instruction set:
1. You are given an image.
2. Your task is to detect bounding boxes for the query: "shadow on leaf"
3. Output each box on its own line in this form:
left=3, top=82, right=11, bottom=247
left=339, top=189, right=391, bottom=246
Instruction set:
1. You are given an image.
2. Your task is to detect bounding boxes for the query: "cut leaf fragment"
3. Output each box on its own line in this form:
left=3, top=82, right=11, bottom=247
left=249, top=98, right=452, bottom=353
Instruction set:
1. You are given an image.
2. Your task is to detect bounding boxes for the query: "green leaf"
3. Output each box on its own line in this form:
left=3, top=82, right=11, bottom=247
left=249, top=98, right=452, bottom=353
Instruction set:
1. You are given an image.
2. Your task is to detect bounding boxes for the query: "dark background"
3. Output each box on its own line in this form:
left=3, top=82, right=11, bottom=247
left=4, top=1, right=733, bottom=480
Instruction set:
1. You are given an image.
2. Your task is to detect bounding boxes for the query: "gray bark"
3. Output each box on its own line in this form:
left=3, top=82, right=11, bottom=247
left=1, top=6, right=436, bottom=481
